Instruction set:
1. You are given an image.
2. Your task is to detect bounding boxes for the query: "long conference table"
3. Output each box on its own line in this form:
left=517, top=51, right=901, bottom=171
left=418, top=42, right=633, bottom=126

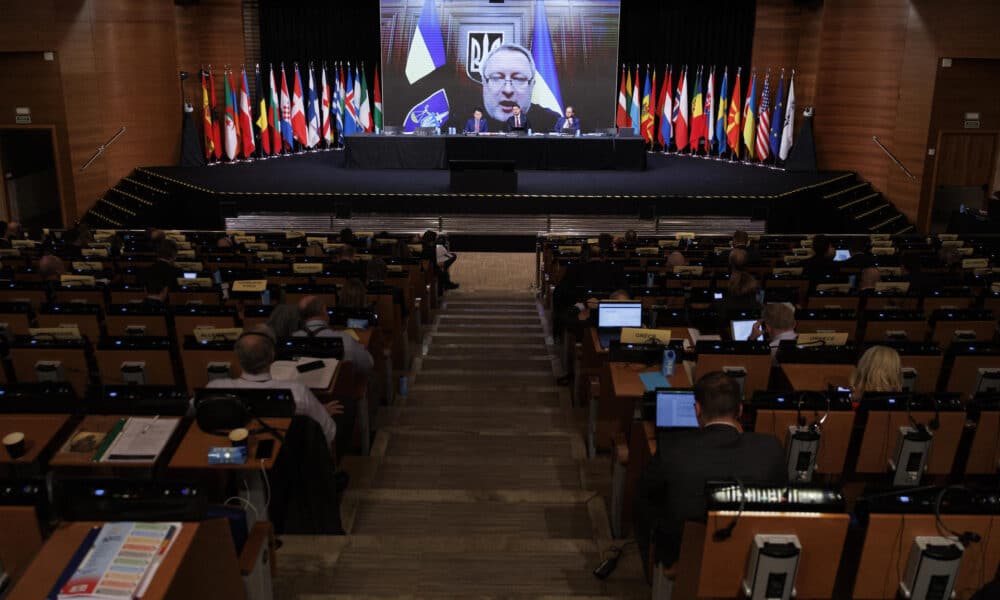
left=343, top=133, right=648, bottom=171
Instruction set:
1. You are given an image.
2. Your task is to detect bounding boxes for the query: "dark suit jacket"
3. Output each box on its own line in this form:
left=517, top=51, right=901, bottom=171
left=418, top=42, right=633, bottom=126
left=463, top=117, right=488, bottom=133
left=506, top=114, right=532, bottom=131
left=552, top=261, right=628, bottom=311
left=141, top=259, right=180, bottom=290
left=554, top=116, right=581, bottom=132
left=634, top=424, right=785, bottom=567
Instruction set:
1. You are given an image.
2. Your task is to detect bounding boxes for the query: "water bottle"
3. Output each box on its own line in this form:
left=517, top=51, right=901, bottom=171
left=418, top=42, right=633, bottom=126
left=527, top=128, right=532, bottom=135
left=575, top=129, right=581, bottom=138
left=435, top=126, right=441, bottom=136
left=645, top=271, right=655, bottom=288
left=661, top=348, right=676, bottom=378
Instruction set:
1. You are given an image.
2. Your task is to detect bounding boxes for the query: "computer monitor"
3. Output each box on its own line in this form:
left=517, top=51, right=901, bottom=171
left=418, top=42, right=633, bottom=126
left=655, top=389, right=699, bottom=429
left=731, top=319, right=763, bottom=342
left=833, top=249, right=851, bottom=262
left=597, top=302, right=643, bottom=328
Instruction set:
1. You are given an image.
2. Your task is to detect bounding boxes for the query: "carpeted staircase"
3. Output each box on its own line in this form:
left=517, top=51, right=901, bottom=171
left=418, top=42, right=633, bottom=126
left=272, top=290, right=646, bottom=599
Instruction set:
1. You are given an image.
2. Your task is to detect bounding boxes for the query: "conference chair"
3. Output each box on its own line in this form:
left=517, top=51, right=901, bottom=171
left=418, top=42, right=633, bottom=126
left=94, top=336, right=177, bottom=386
left=921, top=286, right=978, bottom=312
left=0, top=301, right=34, bottom=337
left=51, top=282, right=107, bottom=307
left=964, top=393, right=1000, bottom=475
left=171, top=304, right=239, bottom=348
left=795, top=308, right=859, bottom=342
left=104, top=303, right=170, bottom=337
left=179, top=336, right=241, bottom=394
left=694, top=341, right=772, bottom=400
left=862, top=289, right=921, bottom=311
left=806, top=289, right=861, bottom=311
left=945, top=342, right=1000, bottom=400
left=929, top=308, right=996, bottom=347
left=108, top=284, right=154, bottom=305
left=36, top=303, right=103, bottom=341
left=0, top=281, right=48, bottom=311
left=878, top=341, right=945, bottom=394
left=9, top=335, right=91, bottom=395
left=861, top=310, right=928, bottom=344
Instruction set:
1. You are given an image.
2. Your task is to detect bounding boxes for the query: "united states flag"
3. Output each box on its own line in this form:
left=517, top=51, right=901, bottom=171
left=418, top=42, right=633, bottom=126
left=756, top=73, right=772, bottom=161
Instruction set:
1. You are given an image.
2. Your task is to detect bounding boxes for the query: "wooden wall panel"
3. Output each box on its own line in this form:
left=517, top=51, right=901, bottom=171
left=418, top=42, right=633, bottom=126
left=175, top=0, right=246, bottom=116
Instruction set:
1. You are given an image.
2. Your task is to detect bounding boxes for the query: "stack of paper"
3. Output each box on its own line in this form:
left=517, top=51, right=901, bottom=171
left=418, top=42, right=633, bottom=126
left=92, top=417, right=179, bottom=463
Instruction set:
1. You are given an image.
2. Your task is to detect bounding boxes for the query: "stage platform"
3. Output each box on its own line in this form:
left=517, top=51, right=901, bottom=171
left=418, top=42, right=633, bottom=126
left=136, top=151, right=856, bottom=233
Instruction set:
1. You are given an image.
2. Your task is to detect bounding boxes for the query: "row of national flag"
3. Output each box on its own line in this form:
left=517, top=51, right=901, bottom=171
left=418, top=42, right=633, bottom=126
left=617, top=64, right=797, bottom=162
left=200, top=62, right=383, bottom=162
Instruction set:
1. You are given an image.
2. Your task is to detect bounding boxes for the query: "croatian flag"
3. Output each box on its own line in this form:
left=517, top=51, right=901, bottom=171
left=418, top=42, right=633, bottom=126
left=530, top=0, right=563, bottom=115
left=404, top=88, right=449, bottom=132
left=405, top=0, right=445, bottom=84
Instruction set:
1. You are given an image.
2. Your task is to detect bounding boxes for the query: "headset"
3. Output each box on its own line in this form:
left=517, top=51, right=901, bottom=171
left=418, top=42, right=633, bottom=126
left=905, top=394, right=940, bottom=433
left=796, top=391, right=831, bottom=432
left=934, top=486, right=982, bottom=547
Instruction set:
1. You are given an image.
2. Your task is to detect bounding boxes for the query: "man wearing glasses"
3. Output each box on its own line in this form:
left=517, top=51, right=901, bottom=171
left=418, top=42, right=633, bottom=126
left=479, top=43, right=557, bottom=131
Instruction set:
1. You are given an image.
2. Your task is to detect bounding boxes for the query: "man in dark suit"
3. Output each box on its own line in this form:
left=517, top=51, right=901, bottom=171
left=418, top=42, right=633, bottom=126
left=506, top=104, right=531, bottom=132
left=463, top=108, right=488, bottom=134
left=634, top=371, right=785, bottom=574
left=554, top=106, right=580, bottom=133
left=802, top=233, right=838, bottom=283
left=141, top=238, right=180, bottom=291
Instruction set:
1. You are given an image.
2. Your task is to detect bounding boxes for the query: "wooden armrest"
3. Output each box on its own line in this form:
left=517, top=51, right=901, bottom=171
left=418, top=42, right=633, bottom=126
left=612, top=430, right=629, bottom=465
left=239, top=521, right=274, bottom=576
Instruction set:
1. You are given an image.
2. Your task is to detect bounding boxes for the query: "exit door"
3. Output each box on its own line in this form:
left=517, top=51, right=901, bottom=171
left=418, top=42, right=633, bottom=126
left=0, top=128, right=63, bottom=228
left=930, top=130, right=998, bottom=223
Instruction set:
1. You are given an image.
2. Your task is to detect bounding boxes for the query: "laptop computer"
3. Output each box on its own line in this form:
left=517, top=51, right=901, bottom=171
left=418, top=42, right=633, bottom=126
left=597, top=301, right=643, bottom=348
left=654, top=388, right=699, bottom=430
left=731, top=319, right=763, bottom=342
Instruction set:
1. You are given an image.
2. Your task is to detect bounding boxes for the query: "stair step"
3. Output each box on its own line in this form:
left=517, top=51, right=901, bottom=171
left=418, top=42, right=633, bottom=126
left=348, top=499, right=593, bottom=538
left=837, top=191, right=879, bottom=211
left=370, top=456, right=582, bottom=490
left=413, top=371, right=556, bottom=389
left=425, top=344, right=552, bottom=359
left=434, top=323, right=545, bottom=334
left=376, top=406, right=576, bottom=433
left=403, top=389, right=565, bottom=407
left=429, top=333, right=547, bottom=345
left=380, top=431, right=580, bottom=459
left=420, top=356, right=553, bottom=371
left=823, top=181, right=869, bottom=200
left=273, top=535, right=645, bottom=599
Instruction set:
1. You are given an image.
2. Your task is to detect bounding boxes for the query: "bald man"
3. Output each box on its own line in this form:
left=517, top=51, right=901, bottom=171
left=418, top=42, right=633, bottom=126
left=293, top=296, right=374, bottom=375
left=206, top=325, right=340, bottom=447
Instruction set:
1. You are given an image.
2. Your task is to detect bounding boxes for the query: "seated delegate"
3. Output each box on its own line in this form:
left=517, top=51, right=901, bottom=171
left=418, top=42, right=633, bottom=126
left=463, top=108, right=489, bottom=134
left=553, top=106, right=580, bottom=133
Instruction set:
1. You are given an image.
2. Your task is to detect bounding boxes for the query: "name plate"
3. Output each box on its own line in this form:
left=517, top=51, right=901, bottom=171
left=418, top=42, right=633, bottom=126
left=877, top=267, right=903, bottom=277
left=870, top=233, right=891, bottom=241
left=871, top=247, right=896, bottom=255
left=285, top=231, right=306, bottom=239
left=231, top=280, right=267, bottom=293
left=783, top=256, right=805, bottom=264
left=225, top=230, right=246, bottom=236
left=233, top=235, right=257, bottom=243
left=60, top=274, right=96, bottom=287
left=386, top=264, right=404, bottom=272
left=773, top=267, right=803, bottom=277
left=675, top=232, right=696, bottom=240
left=375, top=238, right=397, bottom=246
left=293, top=263, right=324, bottom=274
left=256, top=251, right=284, bottom=261
left=658, top=239, right=680, bottom=248
left=165, top=233, right=187, bottom=242
left=82, top=248, right=109, bottom=258
left=940, top=240, right=964, bottom=248
left=176, top=250, right=197, bottom=259
left=875, top=281, right=910, bottom=293
left=992, top=282, right=1000, bottom=294
left=800, top=239, right=813, bottom=248
left=0, top=249, right=21, bottom=257
left=636, top=247, right=660, bottom=255
left=955, top=247, right=973, bottom=256
left=174, top=241, right=192, bottom=250
left=306, top=236, right=328, bottom=244
left=792, top=248, right=812, bottom=257
left=72, top=261, right=104, bottom=271
left=673, top=265, right=703, bottom=275
left=353, top=231, right=374, bottom=238
left=938, top=234, right=959, bottom=241
left=962, top=258, right=988, bottom=269
left=408, top=244, right=423, bottom=253
left=244, top=243, right=268, bottom=251
left=870, top=239, right=894, bottom=248
left=29, top=326, right=82, bottom=341
left=323, top=243, right=346, bottom=251
left=193, top=327, right=243, bottom=343
left=11, top=240, right=36, bottom=248
left=797, top=332, right=849, bottom=346
left=177, top=277, right=213, bottom=288
left=175, top=261, right=203, bottom=272
left=620, top=327, right=672, bottom=345
left=558, top=245, right=582, bottom=254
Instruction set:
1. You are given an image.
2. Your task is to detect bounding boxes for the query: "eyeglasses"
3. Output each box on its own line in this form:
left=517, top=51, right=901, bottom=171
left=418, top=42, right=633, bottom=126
left=485, top=75, right=533, bottom=90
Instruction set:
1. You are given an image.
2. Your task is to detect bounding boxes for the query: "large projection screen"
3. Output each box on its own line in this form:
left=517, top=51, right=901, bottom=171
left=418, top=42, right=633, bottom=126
left=380, top=0, right=621, bottom=133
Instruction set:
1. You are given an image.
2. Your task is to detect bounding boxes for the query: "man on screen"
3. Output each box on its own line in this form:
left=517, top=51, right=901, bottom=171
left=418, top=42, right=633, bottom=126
left=506, top=104, right=531, bottom=132
left=554, top=106, right=580, bottom=133
left=463, top=108, right=488, bottom=133
left=480, top=43, right=557, bottom=130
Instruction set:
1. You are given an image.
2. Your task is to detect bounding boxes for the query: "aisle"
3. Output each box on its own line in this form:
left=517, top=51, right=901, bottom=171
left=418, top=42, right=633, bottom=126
left=274, top=290, right=645, bottom=599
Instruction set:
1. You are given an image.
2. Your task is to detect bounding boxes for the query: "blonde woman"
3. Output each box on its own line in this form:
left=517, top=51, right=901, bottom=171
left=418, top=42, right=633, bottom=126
left=850, top=345, right=902, bottom=403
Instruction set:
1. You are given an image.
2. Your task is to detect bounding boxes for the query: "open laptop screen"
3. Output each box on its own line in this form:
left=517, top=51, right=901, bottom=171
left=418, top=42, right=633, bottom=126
left=597, top=302, right=643, bottom=328
left=833, top=249, right=851, bottom=262
left=656, top=389, right=699, bottom=429
left=731, top=319, right=763, bottom=342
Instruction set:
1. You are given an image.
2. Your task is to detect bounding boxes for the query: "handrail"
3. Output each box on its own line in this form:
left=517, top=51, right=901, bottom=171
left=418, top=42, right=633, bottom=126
left=81, top=126, right=127, bottom=172
left=872, top=136, right=916, bottom=180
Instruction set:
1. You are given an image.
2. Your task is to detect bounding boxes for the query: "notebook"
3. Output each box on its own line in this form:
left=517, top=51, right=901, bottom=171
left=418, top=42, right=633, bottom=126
left=100, top=417, right=179, bottom=462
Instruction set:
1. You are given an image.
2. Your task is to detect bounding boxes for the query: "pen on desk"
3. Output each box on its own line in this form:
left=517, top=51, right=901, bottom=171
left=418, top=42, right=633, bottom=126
left=142, top=414, right=160, bottom=434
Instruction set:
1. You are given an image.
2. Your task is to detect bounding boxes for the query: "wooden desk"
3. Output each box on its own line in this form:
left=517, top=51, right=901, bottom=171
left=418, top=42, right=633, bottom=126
left=780, top=363, right=855, bottom=391
left=609, top=362, right=693, bottom=400
left=168, top=418, right=290, bottom=470
left=855, top=410, right=965, bottom=474
left=853, top=514, right=1000, bottom=599
left=966, top=410, right=1000, bottom=475
left=672, top=513, right=850, bottom=599
left=7, top=519, right=246, bottom=600
left=50, top=414, right=181, bottom=472
left=754, top=409, right=855, bottom=475
left=0, top=414, right=71, bottom=476
left=0, top=505, right=44, bottom=586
